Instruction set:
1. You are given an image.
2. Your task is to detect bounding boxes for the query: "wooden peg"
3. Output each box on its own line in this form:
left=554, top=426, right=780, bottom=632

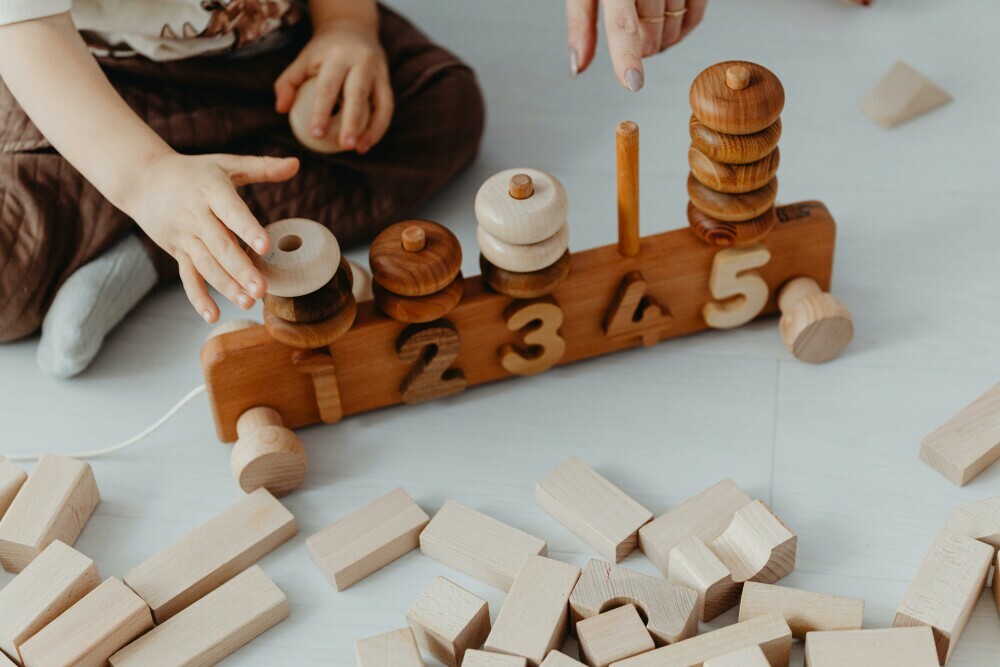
left=402, top=225, right=427, bottom=252
left=253, top=218, right=340, bottom=298
left=370, top=221, right=462, bottom=297
left=478, top=224, right=570, bottom=274
left=480, top=252, right=571, bottom=299
left=688, top=175, right=777, bottom=223
left=921, top=382, right=1000, bottom=487
left=617, top=121, right=640, bottom=257
left=687, top=204, right=777, bottom=249
left=778, top=277, right=854, bottom=363
left=860, top=61, right=951, bottom=129
left=374, top=274, right=464, bottom=323
left=230, top=407, right=307, bottom=498
left=500, top=298, right=567, bottom=376
left=397, top=322, right=467, bottom=404
left=476, top=168, right=567, bottom=245
left=509, top=173, right=535, bottom=200
left=406, top=576, right=490, bottom=667
left=292, top=349, right=343, bottom=424
left=288, top=78, right=344, bottom=154
left=947, top=496, right=1000, bottom=552
left=804, top=627, right=938, bottom=667
left=689, top=146, right=780, bottom=194
left=464, top=650, right=527, bottom=667
left=689, top=115, right=781, bottom=165
left=602, top=272, right=674, bottom=347
left=738, top=582, right=864, bottom=638
left=0, top=458, right=26, bottom=521
left=577, top=604, right=655, bottom=667
left=690, top=61, right=784, bottom=135
left=725, top=65, right=751, bottom=90
left=704, top=646, right=769, bottom=667
left=355, top=627, right=425, bottom=667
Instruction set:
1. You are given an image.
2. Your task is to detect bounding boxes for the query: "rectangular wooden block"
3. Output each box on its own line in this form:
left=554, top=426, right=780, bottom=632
left=0, top=459, right=26, bottom=521
left=355, top=627, right=425, bottom=667
left=577, top=604, right=655, bottom=667
left=0, top=456, right=99, bottom=573
left=308, top=487, right=429, bottom=591
left=19, top=577, right=153, bottom=667
left=0, top=653, right=12, bottom=667
left=419, top=501, right=547, bottom=592
left=804, top=627, right=939, bottom=666
left=484, top=555, right=582, bottom=667
left=638, top=479, right=751, bottom=577
left=406, top=576, right=490, bottom=667
left=464, top=650, right=528, bottom=667
left=124, top=488, right=297, bottom=623
left=540, top=652, right=586, bottom=667
left=737, top=582, right=864, bottom=638
left=537, top=457, right=652, bottom=562
left=608, top=612, right=792, bottom=667
left=892, top=529, right=993, bottom=664
left=703, top=646, right=768, bottom=667
left=0, top=540, right=100, bottom=664
left=108, top=565, right=288, bottom=666
left=993, top=552, right=1000, bottom=618
left=946, top=496, right=1000, bottom=552
left=921, top=382, right=1000, bottom=486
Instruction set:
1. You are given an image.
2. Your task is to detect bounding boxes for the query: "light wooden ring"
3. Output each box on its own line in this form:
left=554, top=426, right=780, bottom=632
left=475, top=168, right=568, bottom=245
left=253, top=218, right=341, bottom=297
left=289, top=77, right=345, bottom=154
left=477, top=223, right=569, bottom=273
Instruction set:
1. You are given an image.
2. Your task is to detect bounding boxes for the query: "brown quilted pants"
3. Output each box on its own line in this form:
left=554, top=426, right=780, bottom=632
left=0, top=5, right=484, bottom=342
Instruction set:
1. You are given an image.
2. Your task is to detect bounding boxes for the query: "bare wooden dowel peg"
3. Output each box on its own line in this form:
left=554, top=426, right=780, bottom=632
left=617, top=121, right=640, bottom=257
left=778, top=277, right=854, bottom=363
left=726, top=65, right=751, bottom=90
left=508, top=173, right=535, bottom=200
left=401, top=225, right=426, bottom=252
left=231, top=407, right=307, bottom=497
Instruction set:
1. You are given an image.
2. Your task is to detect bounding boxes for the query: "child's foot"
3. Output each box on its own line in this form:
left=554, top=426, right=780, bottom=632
left=37, top=234, right=157, bottom=378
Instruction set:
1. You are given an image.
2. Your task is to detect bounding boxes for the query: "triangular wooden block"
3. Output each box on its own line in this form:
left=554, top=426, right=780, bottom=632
left=861, top=61, right=951, bottom=128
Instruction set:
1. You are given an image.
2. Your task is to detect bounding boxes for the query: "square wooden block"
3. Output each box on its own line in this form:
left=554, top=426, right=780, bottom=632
left=355, top=627, right=424, bottom=667
left=576, top=605, right=654, bottom=667
left=406, top=576, right=490, bottom=667
left=464, top=650, right=528, bottom=667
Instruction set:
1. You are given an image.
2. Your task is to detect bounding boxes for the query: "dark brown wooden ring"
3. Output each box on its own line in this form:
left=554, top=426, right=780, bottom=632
left=689, top=115, right=781, bottom=165
left=369, top=220, right=462, bottom=297
left=373, top=273, right=465, bottom=323
left=690, top=61, right=784, bottom=135
left=264, top=258, right=353, bottom=324
left=479, top=251, right=571, bottom=299
left=687, top=202, right=778, bottom=247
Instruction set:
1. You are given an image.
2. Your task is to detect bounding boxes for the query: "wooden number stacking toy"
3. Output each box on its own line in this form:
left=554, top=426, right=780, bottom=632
left=202, top=61, right=854, bottom=495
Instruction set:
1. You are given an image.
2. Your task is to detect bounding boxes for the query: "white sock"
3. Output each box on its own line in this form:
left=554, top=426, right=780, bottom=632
left=37, top=234, right=157, bottom=378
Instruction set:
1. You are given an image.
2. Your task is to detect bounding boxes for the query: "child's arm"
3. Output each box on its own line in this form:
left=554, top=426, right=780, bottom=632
left=274, top=0, right=392, bottom=154
left=0, top=12, right=299, bottom=322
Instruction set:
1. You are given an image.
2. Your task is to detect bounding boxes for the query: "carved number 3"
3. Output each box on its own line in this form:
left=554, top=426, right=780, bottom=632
left=397, top=323, right=467, bottom=405
left=501, top=299, right=567, bottom=376
left=703, top=245, right=772, bottom=329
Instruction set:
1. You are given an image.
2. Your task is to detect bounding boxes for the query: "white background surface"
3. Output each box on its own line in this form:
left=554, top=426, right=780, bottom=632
left=2, top=0, right=1000, bottom=664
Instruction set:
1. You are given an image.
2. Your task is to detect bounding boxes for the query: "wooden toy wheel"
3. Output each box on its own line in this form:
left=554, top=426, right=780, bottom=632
left=231, top=407, right=307, bottom=497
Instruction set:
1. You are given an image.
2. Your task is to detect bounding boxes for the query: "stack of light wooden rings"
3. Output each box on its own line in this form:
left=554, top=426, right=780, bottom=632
left=687, top=61, right=784, bottom=247
left=475, top=169, right=572, bottom=298
left=369, top=220, right=464, bottom=323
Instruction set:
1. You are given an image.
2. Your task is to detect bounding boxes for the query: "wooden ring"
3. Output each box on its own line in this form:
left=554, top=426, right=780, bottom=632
left=263, top=292, right=357, bottom=348
left=369, top=220, right=462, bottom=297
left=253, top=218, right=341, bottom=297
left=690, top=61, right=784, bottom=135
left=688, top=174, right=778, bottom=222
left=479, top=251, right=571, bottom=299
left=264, top=259, right=353, bottom=323
left=289, top=78, right=345, bottom=154
left=373, top=273, right=465, bottom=323
left=689, top=145, right=780, bottom=194
left=477, top=223, right=569, bottom=273
left=687, top=202, right=777, bottom=247
left=690, top=115, right=781, bottom=165
left=475, top=168, right=568, bottom=244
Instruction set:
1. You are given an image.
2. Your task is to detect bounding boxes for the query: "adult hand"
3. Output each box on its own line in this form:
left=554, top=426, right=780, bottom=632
left=566, top=0, right=709, bottom=91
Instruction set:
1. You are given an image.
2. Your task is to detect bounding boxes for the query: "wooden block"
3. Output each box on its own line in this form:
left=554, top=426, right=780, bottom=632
left=577, top=605, right=655, bottom=667
left=920, top=382, right=1000, bottom=486
left=804, top=627, right=938, bottom=667
left=405, top=576, right=490, bottom=667
left=374, top=274, right=464, bottom=323
left=230, top=407, right=307, bottom=497
left=947, top=496, right=1000, bottom=552
left=687, top=205, right=777, bottom=249
left=420, top=501, right=546, bottom=592
left=608, top=612, right=792, bottom=667
left=639, top=478, right=752, bottom=576
left=541, top=652, right=586, bottom=667
left=688, top=175, right=777, bottom=223
left=478, top=224, right=570, bottom=274
left=109, top=566, right=286, bottom=666
left=0, top=541, right=100, bottom=663
left=464, top=650, right=528, bottom=667
left=689, top=115, right=780, bottom=165
left=0, top=459, right=26, bottom=521
left=308, top=487, right=428, bottom=592
left=475, top=168, right=568, bottom=245
left=484, top=555, right=581, bottom=666
left=860, top=61, right=951, bottom=129
left=397, top=322, right=468, bottom=404
left=704, top=646, right=769, bottom=667
left=19, top=578, right=153, bottom=667
left=689, top=147, right=780, bottom=195
left=737, top=582, right=864, bottom=638
left=992, top=552, right=1000, bottom=618
left=480, top=252, right=571, bottom=299
left=709, top=500, right=797, bottom=585
left=570, top=560, right=698, bottom=647
left=369, top=221, right=462, bottom=297
left=253, top=218, right=340, bottom=298
left=0, top=652, right=13, bottom=667
left=289, top=77, right=344, bottom=154
left=355, top=627, right=425, bottom=667
left=690, top=62, right=785, bottom=136
left=500, top=299, right=567, bottom=376
left=536, top=457, right=652, bottom=562
left=892, top=529, right=993, bottom=664
left=124, top=488, right=297, bottom=623
left=0, top=455, right=99, bottom=574
left=667, top=537, right=740, bottom=621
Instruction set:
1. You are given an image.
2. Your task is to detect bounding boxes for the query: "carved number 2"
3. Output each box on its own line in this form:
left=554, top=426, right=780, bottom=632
left=500, top=299, right=567, bottom=376
left=397, top=323, right=467, bottom=405
left=703, top=245, right=772, bottom=329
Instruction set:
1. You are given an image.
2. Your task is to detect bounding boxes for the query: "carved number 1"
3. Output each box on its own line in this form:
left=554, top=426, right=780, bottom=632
left=703, top=245, right=772, bottom=329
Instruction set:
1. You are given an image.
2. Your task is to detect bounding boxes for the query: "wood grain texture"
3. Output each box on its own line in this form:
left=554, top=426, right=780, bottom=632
left=202, top=202, right=837, bottom=442
left=737, top=582, right=864, bottom=638
left=307, top=487, right=429, bottom=592
left=703, top=646, right=768, bottom=667
left=577, top=604, right=655, bottom=667
left=0, top=455, right=99, bottom=574
left=230, top=406, right=307, bottom=497
left=397, top=321, right=468, bottom=404
left=688, top=175, right=777, bottom=223
left=667, top=537, right=740, bottom=622
left=617, top=121, right=640, bottom=257
left=689, top=116, right=781, bottom=165
left=252, top=218, right=340, bottom=298
left=602, top=272, right=674, bottom=347
left=570, top=559, right=698, bottom=647
left=946, top=496, right=1000, bottom=552
left=536, top=456, right=652, bottom=562
left=0, top=459, right=26, bottom=523
left=374, top=273, right=464, bottom=323
left=500, top=299, right=567, bottom=376
left=291, top=349, right=343, bottom=423
left=288, top=77, right=344, bottom=154
left=419, top=501, right=547, bottom=592
left=703, top=246, right=772, bottom=330
left=993, top=552, right=1000, bottom=620
left=124, top=488, right=297, bottom=623
left=778, top=277, right=854, bottom=363
left=803, top=627, right=939, bottom=667
left=108, top=566, right=288, bottom=667
left=0, top=541, right=100, bottom=662
left=480, top=252, right=571, bottom=299
left=920, top=381, right=1000, bottom=486
left=689, top=147, right=780, bottom=195
left=484, top=555, right=581, bottom=667
left=609, top=612, right=791, bottom=667
left=860, top=61, right=951, bottom=129
left=687, top=204, right=777, bottom=248
left=475, top=168, right=568, bottom=245
left=478, top=224, right=570, bottom=273
left=370, top=221, right=462, bottom=297
left=262, top=292, right=357, bottom=349
left=892, top=529, right=993, bottom=664
left=405, top=576, right=490, bottom=667
left=541, top=652, right=586, bottom=667
left=19, top=578, right=153, bottom=667
left=690, top=61, right=784, bottom=135
left=263, top=260, right=353, bottom=323
left=464, top=650, right=527, bottom=667
left=355, top=627, right=425, bottom=667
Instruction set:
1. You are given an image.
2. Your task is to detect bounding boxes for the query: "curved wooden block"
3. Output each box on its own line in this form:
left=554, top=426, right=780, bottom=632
left=710, top=500, right=797, bottom=585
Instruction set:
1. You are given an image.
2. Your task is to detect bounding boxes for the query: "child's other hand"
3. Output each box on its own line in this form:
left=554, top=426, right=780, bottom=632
left=274, top=25, right=393, bottom=154
left=126, top=152, right=299, bottom=322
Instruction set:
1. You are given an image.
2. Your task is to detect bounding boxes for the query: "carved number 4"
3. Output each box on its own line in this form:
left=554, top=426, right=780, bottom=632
left=703, top=245, right=772, bottom=329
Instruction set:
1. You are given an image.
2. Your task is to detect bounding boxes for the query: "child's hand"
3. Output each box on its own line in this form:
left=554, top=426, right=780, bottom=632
left=274, top=24, right=393, bottom=154
left=126, top=152, right=299, bottom=322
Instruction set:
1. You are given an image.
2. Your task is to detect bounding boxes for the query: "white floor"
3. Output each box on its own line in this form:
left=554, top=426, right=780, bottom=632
left=2, top=0, right=999, bottom=664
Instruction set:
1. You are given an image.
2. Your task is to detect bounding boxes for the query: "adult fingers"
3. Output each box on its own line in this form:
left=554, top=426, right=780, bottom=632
left=681, top=0, right=708, bottom=39
left=566, top=0, right=599, bottom=76
left=602, top=0, right=644, bottom=92
left=310, top=58, right=350, bottom=139
left=274, top=55, right=309, bottom=114
left=358, top=77, right=394, bottom=153
left=185, top=238, right=254, bottom=310
left=198, top=206, right=266, bottom=299
left=178, top=253, right=218, bottom=323
left=219, top=155, right=300, bottom=187
left=660, top=0, right=686, bottom=50
left=339, top=66, right=374, bottom=151
left=636, top=0, right=665, bottom=57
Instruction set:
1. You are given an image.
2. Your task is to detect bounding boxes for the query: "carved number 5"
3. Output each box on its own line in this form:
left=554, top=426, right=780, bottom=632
left=703, top=245, right=772, bottom=329
left=501, top=299, right=567, bottom=376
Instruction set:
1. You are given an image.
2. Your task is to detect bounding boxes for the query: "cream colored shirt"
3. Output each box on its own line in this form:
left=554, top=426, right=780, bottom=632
left=0, top=0, right=298, bottom=61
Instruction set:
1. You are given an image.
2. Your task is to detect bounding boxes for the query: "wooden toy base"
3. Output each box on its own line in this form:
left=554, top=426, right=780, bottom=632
left=202, top=201, right=836, bottom=443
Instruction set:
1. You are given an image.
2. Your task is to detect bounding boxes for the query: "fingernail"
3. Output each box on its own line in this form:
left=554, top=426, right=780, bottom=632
left=311, top=126, right=325, bottom=138
left=253, top=237, right=267, bottom=253
left=343, top=135, right=357, bottom=149
left=202, top=310, right=213, bottom=322
left=237, top=294, right=253, bottom=308
left=248, top=280, right=262, bottom=296
left=626, top=68, right=643, bottom=93
left=569, top=47, right=579, bottom=78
